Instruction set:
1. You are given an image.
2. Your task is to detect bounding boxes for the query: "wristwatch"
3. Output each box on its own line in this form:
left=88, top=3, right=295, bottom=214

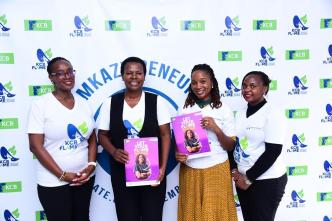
left=88, top=161, right=97, bottom=167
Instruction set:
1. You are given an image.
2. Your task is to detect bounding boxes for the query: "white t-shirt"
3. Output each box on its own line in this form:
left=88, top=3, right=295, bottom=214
left=27, top=93, right=95, bottom=187
left=179, top=103, right=235, bottom=169
left=234, top=102, right=286, bottom=180
left=98, top=92, right=171, bottom=136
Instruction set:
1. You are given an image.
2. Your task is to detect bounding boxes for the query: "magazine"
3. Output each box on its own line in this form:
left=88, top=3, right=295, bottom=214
left=171, top=112, right=211, bottom=159
left=124, top=137, right=160, bottom=186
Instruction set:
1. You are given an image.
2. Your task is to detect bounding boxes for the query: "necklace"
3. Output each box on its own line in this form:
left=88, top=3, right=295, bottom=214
left=196, top=98, right=211, bottom=109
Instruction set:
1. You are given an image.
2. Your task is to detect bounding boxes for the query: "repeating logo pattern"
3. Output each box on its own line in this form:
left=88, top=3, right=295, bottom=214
left=255, top=46, right=275, bottom=66
left=147, top=16, right=168, bottom=37
left=69, top=16, right=92, bottom=37
left=24, top=20, right=52, bottom=31
left=318, top=160, right=332, bottom=179
left=287, top=133, right=307, bottom=152
left=221, top=77, right=241, bottom=97
left=287, top=190, right=306, bottom=208
left=3, top=208, right=19, bottom=221
left=0, top=81, right=15, bottom=103
left=288, top=75, right=308, bottom=95
left=220, top=16, right=241, bottom=36
left=288, top=15, right=309, bottom=35
left=105, top=20, right=131, bottom=31
left=0, top=145, right=19, bottom=167
left=322, top=44, right=332, bottom=64
left=0, top=15, right=10, bottom=36
left=32, top=49, right=52, bottom=70
left=320, top=104, right=332, bottom=123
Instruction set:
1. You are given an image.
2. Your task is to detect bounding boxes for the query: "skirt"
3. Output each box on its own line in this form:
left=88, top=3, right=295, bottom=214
left=178, top=160, right=238, bottom=221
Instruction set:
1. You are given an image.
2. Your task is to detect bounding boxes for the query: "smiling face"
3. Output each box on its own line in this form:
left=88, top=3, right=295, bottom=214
left=138, top=154, right=145, bottom=164
left=241, top=74, right=268, bottom=105
left=186, top=130, right=194, bottom=139
left=122, top=62, right=145, bottom=92
left=190, top=70, right=212, bottom=101
left=49, top=60, right=75, bottom=92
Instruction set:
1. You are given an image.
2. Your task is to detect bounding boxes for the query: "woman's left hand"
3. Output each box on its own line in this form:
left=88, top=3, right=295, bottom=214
left=201, top=117, right=218, bottom=131
left=233, top=171, right=251, bottom=190
left=71, top=165, right=95, bottom=186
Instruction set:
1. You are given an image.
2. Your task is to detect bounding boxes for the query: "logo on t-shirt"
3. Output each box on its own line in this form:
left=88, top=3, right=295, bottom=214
left=234, top=137, right=250, bottom=163
left=59, top=122, right=89, bottom=150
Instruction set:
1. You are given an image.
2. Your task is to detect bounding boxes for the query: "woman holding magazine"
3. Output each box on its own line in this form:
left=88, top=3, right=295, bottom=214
left=175, top=64, right=238, bottom=221
left=97, top=56, right=171, bottom=221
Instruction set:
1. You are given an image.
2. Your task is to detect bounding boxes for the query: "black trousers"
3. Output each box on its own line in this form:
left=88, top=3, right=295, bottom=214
left=236, top=173, right=287, bottom=221
left=37, top=176, right=95, bottom=221
left=110, top=161, right=166, bottom=221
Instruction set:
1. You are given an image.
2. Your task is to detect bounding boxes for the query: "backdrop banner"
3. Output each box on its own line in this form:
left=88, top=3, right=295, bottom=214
left=1, top=0, right=332, bottom=220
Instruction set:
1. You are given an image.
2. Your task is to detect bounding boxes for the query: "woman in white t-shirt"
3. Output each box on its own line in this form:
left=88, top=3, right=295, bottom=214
left=176, top=64, right=238, bottom=221
left=27, top=57, right=97, bottom=221
left=231, top=71, right=287, bottom=221
left=97, top=57, right=171, bottom=221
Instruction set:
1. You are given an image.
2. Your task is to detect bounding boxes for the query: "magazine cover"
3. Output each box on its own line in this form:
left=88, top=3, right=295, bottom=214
left=171, top=112, right=211, bottom=159
left=124, top=137, right=160, bottom=187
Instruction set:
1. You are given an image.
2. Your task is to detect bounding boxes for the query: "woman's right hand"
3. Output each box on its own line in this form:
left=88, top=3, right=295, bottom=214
left=112, top=148, right=129, bottom=164
left=175, top=152, right=188, bottom=163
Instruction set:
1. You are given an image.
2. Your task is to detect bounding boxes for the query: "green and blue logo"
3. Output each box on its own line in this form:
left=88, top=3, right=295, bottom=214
left=285, top=108, right=309, bottom=119
left=288, top=75, right=308, bottom=95
left=29, top=85, right=54, bottom=96
left=147, top=16, right=168, bottom=37
left=3, top=208, right=20, bottom=220
left=253, top=19, right=277, bottom=30
left=255, top=46, right=275, bottom=66
left=317, top=192, right=332, bottom=202
left=320, top=18, right=332, bottom=29
left=0, top=15, right=11, bottom=36
left=221, top=77, right=241, bottom=97
left=0, top=145, right=19, bottom=167
left=0, top=53, right=14, bottom=64
left=322, top=44, right=332, bottom=64
left=287, top=165, right=308, bottom=176
left=218, top=51, right=242, bottom=61
left=32, top=48, right=52, bottom=70
left=0, top=81, right=16, bottom=102
left=321, top=104, right=332, bottom=123
left=0, top=181, right=22, bottom=193
left=285, top=49, right=310, bottom=60
left=36, top=210, right=48, bottom=221
left=24, top=20, right=52, bottom=31
left=181, top=20, right=205, bottom=31
left=287, top=133, right=307, bottom=153
left=287, top=190, right=306, bottom=208
left=105, top=20, right=131, bottom=31
left=0, top=118, right=19, bottom=129
left=319, top=136, right=332, bottom=146
left=220, top=16, right=241, bottom=36
left=320, top=78, right=332, bottom=89
left=70, top=16, right=92, bottom=37
left=288, top=15, right=308, bottom=35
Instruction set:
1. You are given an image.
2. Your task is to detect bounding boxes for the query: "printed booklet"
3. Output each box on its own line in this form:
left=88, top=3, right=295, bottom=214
left=124, top=137, right=160, bottom=187
left=171, top=112, right=211, bottom=159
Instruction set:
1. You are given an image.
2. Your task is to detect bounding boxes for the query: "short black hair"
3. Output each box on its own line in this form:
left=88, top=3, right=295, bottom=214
left=242, top=71, right=271, bottom=94
left=120, top=57, right=146, bottom=76
left=47, top=57, right=70, bottom=74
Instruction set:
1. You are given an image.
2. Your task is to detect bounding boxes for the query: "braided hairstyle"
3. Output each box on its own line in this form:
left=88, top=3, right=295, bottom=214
left=184, top=64, right=222, bottom=109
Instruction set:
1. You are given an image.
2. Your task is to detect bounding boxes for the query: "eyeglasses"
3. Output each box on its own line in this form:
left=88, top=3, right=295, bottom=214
left=50, top=70, right=76, bottom=78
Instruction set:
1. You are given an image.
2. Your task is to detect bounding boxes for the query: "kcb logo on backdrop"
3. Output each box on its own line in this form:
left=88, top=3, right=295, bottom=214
left=319, top=136, right=332, bottom=146
left=0, top=81, right=15, bottom=103
left=105, top=20, right=131, bottom=31
left=322, top=44, right=332, bottom=64
left=288, top=15, right=309, bottom=35
left=147, top=16, right=168, bottom=37
left=0, top=181, right=22, bottom=193
left=285, top=108, right=309, bottom=119
left=287, top=133, right=307, bottom=153
left=0, top=53, right=14, bottom=64
left=221, top=77, right=241, bottom=97
left=253, top=19, right=277, bottom=30
left=220, top=16, right=241, bottom=36
left=255, top=46, right=275, bottom=66
left=317, top=192, right=332, bottom=202
left=288, top=75, right=308, bottom=95
left=320, top=104, right=332, bottom=123
left=0, top=145, right=19, bottom=167
left=69, top=16, right=92, bottom=37
left=35, top=210, right=47, bottom=221
left=3, top=208, right=19, bottom=221
left=320, top=18, right=332, bottom=29
left=287, top=190, right=306, bottom=208
left=32, top=49, right=52, bottom=70
left=320, top=78, right=332, bottom=89
left=181, top=20, right=205, bottom=31
left=0, top=15, right=10, bottom=37
left=218, top=51, right=242, bottom=62
left=29, top=85, right=54, bottom=96
left=319, top=160, right=332, bottom=179
left=287, top=165, right=308, bottom=176
left=24, top=20, right=52, bottom=31
left=0, top=118, right=19, bottom=129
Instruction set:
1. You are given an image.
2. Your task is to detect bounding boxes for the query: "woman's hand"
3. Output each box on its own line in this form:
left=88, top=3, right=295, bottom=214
left=151, top=167, right=166, bottom=187
left=71, top=165, right=96, bottom=185
left=201, top=117, right=218, bottom=131
left=175, top=152, right=188, bottom=163
left=112, top=149, right=129, bottom=164
left=232, top=169, right=251, bottom=190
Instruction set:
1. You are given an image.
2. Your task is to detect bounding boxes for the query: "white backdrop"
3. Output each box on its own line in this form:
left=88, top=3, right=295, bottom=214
left=0, top=0, right=332, bottom=220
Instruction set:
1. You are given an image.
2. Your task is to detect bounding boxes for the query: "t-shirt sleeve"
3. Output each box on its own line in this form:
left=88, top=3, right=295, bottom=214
left=264, top=108, right=286, bottom=144
left=220, top=105, right=236, bottom=137
left=27, top=99, right=44, bottom=134
left=97, top=98, right=111, bottom=130
left=157, top=96, right=171, bottom=125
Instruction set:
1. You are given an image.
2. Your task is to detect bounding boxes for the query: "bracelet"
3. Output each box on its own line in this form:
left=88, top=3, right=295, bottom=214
left=87, top=161, right=97, bottom=167
left=59, top=171, right=66, bottom=181
left=244, top=176, right=253, bottom=185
